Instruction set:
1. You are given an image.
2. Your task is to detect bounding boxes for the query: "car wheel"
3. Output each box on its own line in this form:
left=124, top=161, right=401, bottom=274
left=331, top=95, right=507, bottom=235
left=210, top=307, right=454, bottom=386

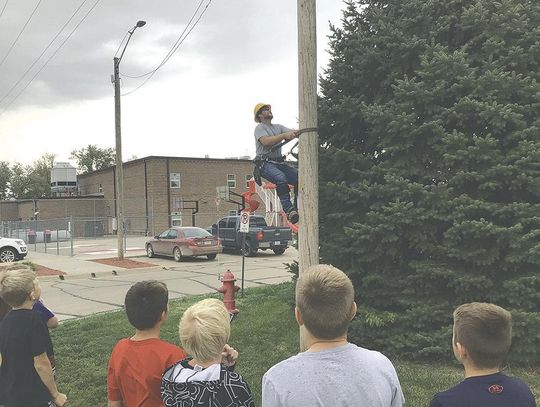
left=273, top=247, right=286, bottom=255
left=173, top=247, right=183, bottom=262
left=207, top=253, right=217, bottom=260
left=241, top=240, right=255, bottom=257
left=146, top=244, right=155, bottom=258
left=0, top=248, right=16, bottom=263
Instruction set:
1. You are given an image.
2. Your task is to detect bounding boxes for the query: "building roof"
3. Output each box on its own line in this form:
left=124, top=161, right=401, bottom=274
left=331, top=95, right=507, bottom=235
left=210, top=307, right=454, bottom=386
left=77, top=155, right=254, bottom=178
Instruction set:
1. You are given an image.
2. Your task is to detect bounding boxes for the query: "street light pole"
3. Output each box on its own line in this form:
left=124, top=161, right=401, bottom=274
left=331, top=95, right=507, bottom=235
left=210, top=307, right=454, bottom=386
left=113, top=56, right=124, bottom=259
left=113, top=20, right=146, bottom=260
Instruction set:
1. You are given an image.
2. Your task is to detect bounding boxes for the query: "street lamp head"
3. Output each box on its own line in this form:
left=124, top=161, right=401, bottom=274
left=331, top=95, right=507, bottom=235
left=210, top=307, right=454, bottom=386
left=136, top=20, right=146, bottom=28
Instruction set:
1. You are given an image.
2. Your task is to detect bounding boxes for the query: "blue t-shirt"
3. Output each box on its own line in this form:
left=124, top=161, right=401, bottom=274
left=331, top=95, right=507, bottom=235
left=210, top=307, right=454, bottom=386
left=33, top=300, right=55, bottom=322
left=430, top=372, right=536, bottom=407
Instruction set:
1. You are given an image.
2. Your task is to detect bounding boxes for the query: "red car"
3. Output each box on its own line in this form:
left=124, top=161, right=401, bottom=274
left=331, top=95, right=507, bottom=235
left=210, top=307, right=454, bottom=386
left=146, top=227, right=222, bottom=261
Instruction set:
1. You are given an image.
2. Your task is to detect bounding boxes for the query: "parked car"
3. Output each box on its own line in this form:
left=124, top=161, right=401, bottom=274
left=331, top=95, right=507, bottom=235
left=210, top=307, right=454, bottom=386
left=0, top=237, right=28, bottom=263
left=208, top=215, right=292, bottom=257
left=146, top=227, right=222, bottom=261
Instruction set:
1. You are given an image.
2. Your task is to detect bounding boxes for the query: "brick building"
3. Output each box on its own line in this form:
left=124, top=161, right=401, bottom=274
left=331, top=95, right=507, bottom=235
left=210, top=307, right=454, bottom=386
left=77, top=156, right=260, bottom=235
left=0, top=156, right=265, bottom=238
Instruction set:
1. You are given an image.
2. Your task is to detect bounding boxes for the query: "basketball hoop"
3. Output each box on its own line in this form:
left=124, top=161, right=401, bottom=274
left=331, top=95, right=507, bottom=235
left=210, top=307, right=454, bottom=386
left=216, top=186, right=230, bottom=201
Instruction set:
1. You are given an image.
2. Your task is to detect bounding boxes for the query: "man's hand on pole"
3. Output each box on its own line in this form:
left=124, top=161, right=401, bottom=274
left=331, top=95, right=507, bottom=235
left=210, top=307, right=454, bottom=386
left=283, top=130, right=298, bottom=141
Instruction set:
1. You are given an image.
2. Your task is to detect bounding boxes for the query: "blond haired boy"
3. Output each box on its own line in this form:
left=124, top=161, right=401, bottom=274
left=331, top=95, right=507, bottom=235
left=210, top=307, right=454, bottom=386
left=161, top=298, right=254, bottom=407
left=262, top=264, right=404, bottom=407
left=0, top=266, right=67, bottom=407
left=430, top=302, right=536, bottom=407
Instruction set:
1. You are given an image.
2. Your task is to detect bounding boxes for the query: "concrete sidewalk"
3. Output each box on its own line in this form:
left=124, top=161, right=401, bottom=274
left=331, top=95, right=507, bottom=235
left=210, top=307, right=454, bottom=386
left=23, top=248, right=296, bottom=321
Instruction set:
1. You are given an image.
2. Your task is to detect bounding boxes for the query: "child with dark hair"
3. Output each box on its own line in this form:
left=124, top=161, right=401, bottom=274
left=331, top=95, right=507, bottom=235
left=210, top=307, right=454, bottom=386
left=430, top=302, right=537, bottom=407
left=107, top=280, right=186, bottom=407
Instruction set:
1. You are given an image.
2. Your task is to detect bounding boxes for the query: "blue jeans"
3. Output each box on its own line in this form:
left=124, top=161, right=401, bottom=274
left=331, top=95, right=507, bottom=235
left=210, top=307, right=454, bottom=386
left=260, top=161, right=298, bottom=213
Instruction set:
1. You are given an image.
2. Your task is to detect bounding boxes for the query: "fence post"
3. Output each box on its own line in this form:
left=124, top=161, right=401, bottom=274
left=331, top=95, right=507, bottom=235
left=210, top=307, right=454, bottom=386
left=69, top=216, right=74, bottom=257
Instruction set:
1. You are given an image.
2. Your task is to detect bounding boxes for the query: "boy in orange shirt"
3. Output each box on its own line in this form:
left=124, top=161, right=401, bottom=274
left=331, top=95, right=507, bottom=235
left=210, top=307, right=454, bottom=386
left=107, top=280, right=186, bottom=407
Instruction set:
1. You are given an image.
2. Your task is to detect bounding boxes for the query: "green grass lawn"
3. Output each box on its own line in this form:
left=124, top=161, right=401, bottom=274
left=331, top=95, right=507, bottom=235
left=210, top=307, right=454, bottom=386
left=52, top=282, right=539, bottom=407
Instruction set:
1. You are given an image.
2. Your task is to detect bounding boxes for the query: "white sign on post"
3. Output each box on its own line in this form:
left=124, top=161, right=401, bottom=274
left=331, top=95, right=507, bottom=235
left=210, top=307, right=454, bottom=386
left=239, top=210, right=250, bottom=233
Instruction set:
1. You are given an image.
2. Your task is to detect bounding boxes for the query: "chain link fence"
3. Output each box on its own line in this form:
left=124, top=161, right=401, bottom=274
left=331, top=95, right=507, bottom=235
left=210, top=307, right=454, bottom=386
left=1, top=209, right=239, bottom=257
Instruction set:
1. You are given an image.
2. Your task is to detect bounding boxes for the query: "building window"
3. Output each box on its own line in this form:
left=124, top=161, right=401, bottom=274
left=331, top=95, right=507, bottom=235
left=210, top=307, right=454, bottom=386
left=98, top=183, right=103, bottom=193
left=171, top=197, right=183, bottom=211
left=171, top=213, right=182, bottom=226
left=170, top=173, right=181, bottom=188
left=245, top=174, right=251, bottom=188
left=228, top=210, right=238, bottom=216
left=227, top=174, right=236, bottom=188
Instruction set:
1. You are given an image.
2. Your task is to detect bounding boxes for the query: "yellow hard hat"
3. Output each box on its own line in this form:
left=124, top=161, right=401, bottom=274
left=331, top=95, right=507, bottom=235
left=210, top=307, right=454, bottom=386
left=254, top=103, right=270, bottom=122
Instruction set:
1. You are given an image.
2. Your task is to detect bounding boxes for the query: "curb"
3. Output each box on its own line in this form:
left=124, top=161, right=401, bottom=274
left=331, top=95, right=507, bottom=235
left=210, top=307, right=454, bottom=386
left=38, top=265, right=166, bottom=281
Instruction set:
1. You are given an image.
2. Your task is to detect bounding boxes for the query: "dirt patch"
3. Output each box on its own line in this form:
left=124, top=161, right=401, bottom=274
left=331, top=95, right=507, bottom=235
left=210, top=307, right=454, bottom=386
left=34, top=265, right=67, bottom=277
left=0, top=263, right=66, bottom=277
left=90, top=258, right=157, bottom=269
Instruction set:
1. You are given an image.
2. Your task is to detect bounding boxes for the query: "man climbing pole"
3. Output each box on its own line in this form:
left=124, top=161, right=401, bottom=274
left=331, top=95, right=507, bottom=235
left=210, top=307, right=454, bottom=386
left=253, top=103, right=300, bottom=224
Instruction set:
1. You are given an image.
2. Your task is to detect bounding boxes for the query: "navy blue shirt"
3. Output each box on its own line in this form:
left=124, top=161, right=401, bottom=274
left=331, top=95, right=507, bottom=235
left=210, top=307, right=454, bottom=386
left=430, top=372, right=537, bottom=407
left=0, top=309, right=52, bottom=407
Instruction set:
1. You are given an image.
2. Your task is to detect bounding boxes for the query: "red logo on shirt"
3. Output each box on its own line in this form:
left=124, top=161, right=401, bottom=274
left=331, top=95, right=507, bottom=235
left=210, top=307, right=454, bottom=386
left=489, top=385, right=504, bottom=394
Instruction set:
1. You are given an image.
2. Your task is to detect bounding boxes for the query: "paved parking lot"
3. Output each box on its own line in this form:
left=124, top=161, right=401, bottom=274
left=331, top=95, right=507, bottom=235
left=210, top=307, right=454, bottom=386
left=36, top=241, right=296, bottom=321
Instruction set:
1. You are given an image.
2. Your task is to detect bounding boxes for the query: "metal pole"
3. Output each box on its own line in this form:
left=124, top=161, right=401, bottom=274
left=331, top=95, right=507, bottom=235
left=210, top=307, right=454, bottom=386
left=114, top=56, right=125, bottom=260
left=298, top=0, right=319, bottom=273
left=241, top=232, right=245, bottom=297
left=69, top=216, right=74, bottom=257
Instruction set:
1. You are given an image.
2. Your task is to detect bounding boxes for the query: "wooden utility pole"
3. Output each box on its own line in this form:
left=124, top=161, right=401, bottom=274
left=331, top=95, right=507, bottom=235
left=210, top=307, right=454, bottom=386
left=297, top=0, right=318, bottom=273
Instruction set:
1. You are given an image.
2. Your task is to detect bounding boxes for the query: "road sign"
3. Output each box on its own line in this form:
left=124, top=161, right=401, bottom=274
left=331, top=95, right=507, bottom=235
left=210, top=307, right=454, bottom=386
left=239, top=210, right=250, bottom=233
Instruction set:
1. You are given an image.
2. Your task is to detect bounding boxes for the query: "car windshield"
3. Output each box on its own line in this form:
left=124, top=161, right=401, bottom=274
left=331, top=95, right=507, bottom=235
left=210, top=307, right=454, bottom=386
left=183, top=228, right=212, bottom=238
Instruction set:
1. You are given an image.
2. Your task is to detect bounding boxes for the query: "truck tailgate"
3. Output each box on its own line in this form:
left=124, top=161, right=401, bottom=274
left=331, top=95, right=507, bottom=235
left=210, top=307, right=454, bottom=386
left=259, top=227, right=292, bottom=243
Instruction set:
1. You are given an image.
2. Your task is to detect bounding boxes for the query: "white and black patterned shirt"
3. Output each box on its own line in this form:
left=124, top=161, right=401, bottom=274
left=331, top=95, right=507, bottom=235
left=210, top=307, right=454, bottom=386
left=161, top=358, right=255, bottom=407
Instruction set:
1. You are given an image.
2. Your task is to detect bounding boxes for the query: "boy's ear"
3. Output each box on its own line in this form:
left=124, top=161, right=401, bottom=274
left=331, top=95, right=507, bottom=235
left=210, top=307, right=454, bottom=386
left=294, top=307, right=304, bottom=327
left=160, top=310, right=168, bottom=323
left=454, top=341, right=468, bottom=360
left=351, top=302, right=358, bottom=320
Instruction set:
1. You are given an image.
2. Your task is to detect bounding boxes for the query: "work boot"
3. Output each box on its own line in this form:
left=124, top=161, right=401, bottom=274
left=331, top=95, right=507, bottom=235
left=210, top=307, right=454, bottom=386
left=287, top=209, right=299, bottom=224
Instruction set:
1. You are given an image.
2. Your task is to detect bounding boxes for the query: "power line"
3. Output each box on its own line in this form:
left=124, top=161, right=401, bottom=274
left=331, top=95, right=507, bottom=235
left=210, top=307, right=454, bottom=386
left=0, top=0, right=102, bottom=116
left=0, top=0, right=92, bottom=107
left=121, top=0, right=207, bottom=79
left=121, top=0, right=213, bottom=97
left=0, top=0, right=43, bottom=69
left=0, top=0, right=9, bottom=19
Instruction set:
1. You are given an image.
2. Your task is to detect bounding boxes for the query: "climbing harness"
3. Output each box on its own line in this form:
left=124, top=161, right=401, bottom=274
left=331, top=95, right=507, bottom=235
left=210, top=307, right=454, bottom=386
left=253, top=127, right=318, bottom=186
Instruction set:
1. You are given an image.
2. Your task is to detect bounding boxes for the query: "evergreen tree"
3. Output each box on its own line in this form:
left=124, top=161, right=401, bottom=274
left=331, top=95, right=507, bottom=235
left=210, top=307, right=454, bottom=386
left=319, top=0, right=540, bottom=362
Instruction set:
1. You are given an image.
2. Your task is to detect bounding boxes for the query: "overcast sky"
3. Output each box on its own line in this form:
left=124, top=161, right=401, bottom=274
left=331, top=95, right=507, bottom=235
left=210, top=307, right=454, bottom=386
left=0, top=0, right=345, bottom=167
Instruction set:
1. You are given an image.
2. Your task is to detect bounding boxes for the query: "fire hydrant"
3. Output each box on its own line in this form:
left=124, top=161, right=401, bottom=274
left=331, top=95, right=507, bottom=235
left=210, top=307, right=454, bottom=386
left=218, top=269, right=240, bottom=314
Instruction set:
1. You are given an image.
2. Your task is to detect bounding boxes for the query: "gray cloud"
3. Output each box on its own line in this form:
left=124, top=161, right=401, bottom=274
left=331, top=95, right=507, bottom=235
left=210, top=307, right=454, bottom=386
left=0, top=0, right=324, bottom=111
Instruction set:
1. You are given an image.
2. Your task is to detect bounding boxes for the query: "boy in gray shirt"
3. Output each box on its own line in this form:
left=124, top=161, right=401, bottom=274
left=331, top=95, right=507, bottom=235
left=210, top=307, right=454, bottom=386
left=262, top=264, right=404, bottom=407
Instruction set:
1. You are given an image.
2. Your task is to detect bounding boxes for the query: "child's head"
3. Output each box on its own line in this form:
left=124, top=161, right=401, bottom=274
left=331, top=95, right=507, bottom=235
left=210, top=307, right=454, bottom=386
left=124, top=280, right=169, bottom=330
left=179, top=299, right=230, bottom=363
left=0, top=264, right=39, bottom=308
left=453, top=302, right=512, bottom=369
left=295, top=264, right=356, bottom=340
